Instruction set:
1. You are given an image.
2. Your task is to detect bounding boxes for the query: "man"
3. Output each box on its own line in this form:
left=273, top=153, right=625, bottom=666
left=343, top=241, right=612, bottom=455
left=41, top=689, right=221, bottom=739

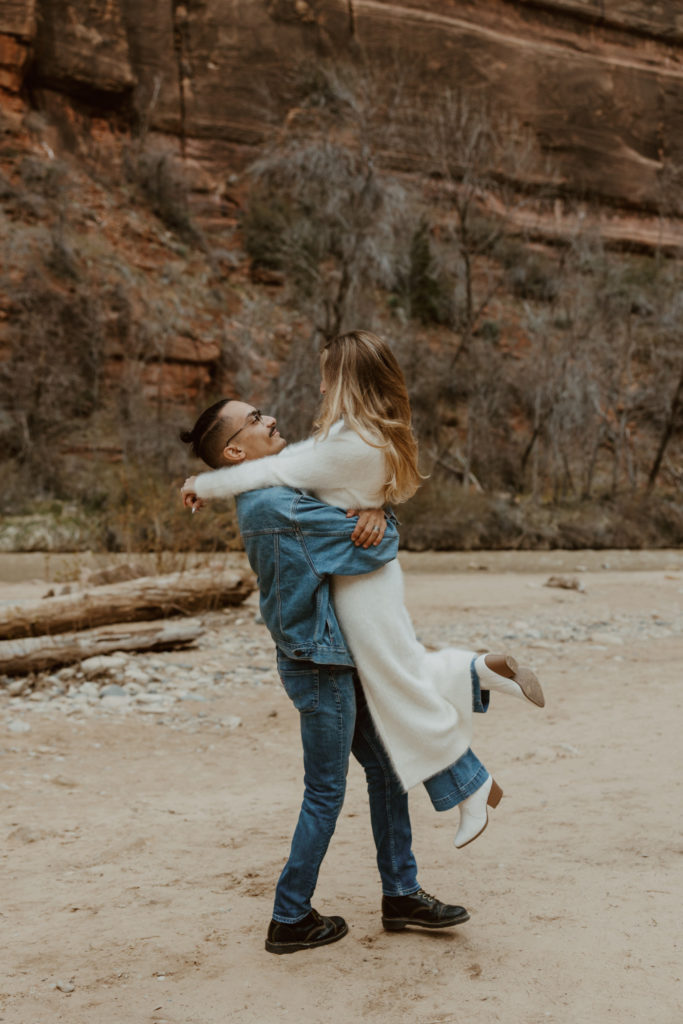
left=180, top=399, right=469, bottom=954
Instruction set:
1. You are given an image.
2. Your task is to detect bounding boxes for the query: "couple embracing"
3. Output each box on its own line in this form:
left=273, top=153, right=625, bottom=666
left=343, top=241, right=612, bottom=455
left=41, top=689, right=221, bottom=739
left=180, top=331, right=545, bottom=955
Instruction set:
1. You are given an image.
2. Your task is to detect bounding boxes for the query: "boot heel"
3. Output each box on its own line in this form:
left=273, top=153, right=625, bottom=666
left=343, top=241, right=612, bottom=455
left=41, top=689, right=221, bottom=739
left=382, top=918, right=407, bottom=932
left=487, top=779, right=503, bottom=809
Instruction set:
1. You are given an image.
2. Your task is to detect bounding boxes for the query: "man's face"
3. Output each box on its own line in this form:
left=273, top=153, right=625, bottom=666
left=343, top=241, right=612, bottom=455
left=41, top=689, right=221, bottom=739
left=219, top=401, right=286, bottom=463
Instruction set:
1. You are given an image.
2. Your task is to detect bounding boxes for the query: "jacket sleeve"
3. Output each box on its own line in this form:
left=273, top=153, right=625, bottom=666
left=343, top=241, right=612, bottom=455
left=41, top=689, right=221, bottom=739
left=194, top=429, right=378, bottom=501
left=294, top=495, right=399, bottom=577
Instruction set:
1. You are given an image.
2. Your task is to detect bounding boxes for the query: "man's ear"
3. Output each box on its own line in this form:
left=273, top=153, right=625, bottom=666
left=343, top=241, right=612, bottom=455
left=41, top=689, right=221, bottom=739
left=222, top=443, right=246, bottom=465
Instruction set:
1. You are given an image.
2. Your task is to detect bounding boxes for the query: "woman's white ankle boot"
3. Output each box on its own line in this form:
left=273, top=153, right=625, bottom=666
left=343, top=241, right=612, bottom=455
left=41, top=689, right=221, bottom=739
left=453, top=775, right=503, bottom=849
left=474, top=653, right=545, bottom=708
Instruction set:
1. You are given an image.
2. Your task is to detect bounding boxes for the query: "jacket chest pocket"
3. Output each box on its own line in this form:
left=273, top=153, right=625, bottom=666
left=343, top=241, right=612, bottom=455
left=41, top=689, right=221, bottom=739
left=278, top=665, right=320, bottom=714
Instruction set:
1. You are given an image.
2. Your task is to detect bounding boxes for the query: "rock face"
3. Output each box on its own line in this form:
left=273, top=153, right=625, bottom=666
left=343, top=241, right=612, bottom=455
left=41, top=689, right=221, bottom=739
left=2, top=0, right=683, bottom=239
left=32, top=0, right=135, bottom=97
left=0, top=0, right=34, bottom=97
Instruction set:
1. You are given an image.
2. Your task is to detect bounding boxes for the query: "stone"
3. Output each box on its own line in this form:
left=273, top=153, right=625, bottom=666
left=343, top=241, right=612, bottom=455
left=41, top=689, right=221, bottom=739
left=99, top=684, right=128, bottom=698
left=100, top=694, right=132, bottom=709
left=7, top=678, right=29, bottom=696
left=54, top=980, right=75, bottom=994
left=543, top=575, right=585, bottom=593
left=80, top=654, right=128, bottom=677
left=600, top=635, right=624, bottom=646
left=7, top=718, right=30, bottom=733
left=123, top=667, right=151, bottom=685
left=78, top=682, right=101, bottom=699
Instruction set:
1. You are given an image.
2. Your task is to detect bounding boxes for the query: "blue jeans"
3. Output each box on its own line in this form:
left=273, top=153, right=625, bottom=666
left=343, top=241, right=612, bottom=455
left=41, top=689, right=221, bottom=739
left=274, top=655, right=419, bottom=923
left=423, top=655, right=491, bottom=811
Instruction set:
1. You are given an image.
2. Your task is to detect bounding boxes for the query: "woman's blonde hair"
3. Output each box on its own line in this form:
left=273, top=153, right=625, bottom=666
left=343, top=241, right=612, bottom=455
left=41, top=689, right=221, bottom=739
left=316, top=330, right=424, bottom=504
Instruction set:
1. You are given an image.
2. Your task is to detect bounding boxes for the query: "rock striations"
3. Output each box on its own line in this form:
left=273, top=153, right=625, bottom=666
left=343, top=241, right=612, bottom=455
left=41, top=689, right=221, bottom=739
left=1, top=1, right=682, bottom=244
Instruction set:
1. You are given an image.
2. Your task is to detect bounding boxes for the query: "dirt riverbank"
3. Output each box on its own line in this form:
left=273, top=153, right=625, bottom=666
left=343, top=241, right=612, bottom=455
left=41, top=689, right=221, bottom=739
left=1, top=551, right=681, bottom=1023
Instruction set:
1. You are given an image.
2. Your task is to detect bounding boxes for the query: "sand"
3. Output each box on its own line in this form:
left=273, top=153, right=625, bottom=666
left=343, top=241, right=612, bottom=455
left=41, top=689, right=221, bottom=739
left=1, top=550, right=682, bottom=1023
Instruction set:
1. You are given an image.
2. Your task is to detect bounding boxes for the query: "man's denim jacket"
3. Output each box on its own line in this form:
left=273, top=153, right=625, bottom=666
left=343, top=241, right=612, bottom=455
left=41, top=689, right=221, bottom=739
left=236, top=487, right=398, bottom=666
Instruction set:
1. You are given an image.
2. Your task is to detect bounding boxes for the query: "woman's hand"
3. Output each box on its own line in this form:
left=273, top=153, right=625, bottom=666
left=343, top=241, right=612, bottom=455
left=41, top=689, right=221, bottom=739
left=181, top=476, right=205, bottom=513
left=346, top=508, right=386, bottom=548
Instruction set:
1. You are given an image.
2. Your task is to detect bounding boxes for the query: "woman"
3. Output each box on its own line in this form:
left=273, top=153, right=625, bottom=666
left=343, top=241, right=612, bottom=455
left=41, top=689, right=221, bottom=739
left=182, top=331, right=544, bottom=847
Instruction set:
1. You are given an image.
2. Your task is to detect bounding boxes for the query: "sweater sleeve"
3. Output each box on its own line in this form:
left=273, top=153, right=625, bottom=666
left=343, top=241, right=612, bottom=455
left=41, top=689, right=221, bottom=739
left=193, top=429, right=376, bottom=501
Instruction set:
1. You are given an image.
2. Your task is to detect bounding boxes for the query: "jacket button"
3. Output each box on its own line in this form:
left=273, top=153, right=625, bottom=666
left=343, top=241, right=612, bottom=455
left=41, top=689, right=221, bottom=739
left=294, top=649, right=303, bottom=656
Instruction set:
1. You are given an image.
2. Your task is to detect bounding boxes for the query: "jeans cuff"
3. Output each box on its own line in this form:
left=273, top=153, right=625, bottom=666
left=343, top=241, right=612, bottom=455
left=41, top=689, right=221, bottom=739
left=382, top=885, right=421, bottom=898
left=428, top=761, right=491, bottom=815
left=271, top=908, right=311, bottom=925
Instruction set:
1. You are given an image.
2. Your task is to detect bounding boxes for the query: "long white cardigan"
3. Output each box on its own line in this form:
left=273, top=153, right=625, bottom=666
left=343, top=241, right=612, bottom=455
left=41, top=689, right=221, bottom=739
left=195, top=422, right=475, bottom=790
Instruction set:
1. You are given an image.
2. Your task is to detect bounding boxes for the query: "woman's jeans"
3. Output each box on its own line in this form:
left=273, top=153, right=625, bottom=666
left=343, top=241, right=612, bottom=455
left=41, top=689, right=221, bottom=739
left=422, top=655, right=490, bottom=811
left=273, top=654, right=491, bottom=924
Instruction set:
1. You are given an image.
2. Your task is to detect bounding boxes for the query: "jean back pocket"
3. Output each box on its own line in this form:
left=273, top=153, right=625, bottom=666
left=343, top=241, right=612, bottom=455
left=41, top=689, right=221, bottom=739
left=278, top=665, right=320, bottom=714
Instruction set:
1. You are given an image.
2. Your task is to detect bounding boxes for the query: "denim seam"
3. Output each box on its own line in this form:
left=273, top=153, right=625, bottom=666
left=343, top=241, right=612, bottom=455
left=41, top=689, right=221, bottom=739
left=332, top=670, right=347, bottom=827
left=360, top=722, right=402, bottom=886
left=274, top=534, right=283, bottom=635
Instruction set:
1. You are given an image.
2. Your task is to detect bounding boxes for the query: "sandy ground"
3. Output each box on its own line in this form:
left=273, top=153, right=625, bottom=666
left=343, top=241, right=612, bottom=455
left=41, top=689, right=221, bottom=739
left=1, top=550, right=682, bottom=1024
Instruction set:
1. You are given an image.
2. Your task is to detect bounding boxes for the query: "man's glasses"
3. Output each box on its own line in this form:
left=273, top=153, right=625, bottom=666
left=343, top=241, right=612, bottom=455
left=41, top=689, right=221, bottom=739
left=224, top=409, right=264, bottom=447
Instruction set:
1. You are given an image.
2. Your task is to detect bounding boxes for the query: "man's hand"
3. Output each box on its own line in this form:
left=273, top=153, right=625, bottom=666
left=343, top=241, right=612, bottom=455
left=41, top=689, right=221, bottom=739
left=181, top=476, right=205, bottom=513
left=346, top=508, right=386, bottom=548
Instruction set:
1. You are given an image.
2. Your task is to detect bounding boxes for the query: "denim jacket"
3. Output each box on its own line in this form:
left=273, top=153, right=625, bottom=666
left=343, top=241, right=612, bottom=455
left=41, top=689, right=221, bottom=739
left=236, top=487, right=398, bottom=666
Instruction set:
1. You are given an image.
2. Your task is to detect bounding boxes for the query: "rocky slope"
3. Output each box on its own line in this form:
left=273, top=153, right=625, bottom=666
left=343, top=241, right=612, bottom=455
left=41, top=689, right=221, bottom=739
left=1, top=1, right=683, bottom=246
left=0, top=1, right=681, bottom=543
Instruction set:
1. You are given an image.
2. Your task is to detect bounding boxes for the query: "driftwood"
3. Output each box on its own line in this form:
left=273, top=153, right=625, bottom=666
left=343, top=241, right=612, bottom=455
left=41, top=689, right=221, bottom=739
left=0, top=566, right=255, bottom=641
left=0, top=617, right=204, bottom=676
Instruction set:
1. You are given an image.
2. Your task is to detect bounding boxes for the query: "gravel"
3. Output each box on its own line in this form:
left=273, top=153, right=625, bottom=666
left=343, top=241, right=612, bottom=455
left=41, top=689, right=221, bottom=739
left=2, top=596, right=680, bottom=734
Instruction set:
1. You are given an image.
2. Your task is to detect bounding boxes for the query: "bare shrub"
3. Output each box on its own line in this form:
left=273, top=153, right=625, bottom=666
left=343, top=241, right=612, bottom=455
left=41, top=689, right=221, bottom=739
left=399, top=479, right=531, bottom=551
left=243, top=140, right=408, bottom=341
left=0, top=273, right=105, bottom=497
left=241, top=59, right=417, bottom=433
left=513, top=232, right=683, bottom=503
left=124, top=145, right=203, bottom=245
left=409, top=87, right=553, bottom=364
left=396, top=220, right=453, bottom=326
left=636, top=277, right=683, bottom=491
left=97, top=462, right=242, bottom=557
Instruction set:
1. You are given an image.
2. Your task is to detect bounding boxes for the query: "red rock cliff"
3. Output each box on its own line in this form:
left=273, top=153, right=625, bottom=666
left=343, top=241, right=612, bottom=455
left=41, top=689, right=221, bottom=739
left=2, top=1, right=682, bottom=244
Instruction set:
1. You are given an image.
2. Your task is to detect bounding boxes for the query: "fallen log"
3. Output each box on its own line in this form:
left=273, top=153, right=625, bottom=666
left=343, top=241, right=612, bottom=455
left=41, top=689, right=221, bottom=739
left=0, top=617, right=204, bottom=676
left=0, top=566, right=255, bottom=641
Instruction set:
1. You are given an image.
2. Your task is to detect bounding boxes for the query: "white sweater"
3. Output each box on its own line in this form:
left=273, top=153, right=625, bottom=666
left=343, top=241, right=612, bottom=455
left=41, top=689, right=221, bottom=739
left=194, top=422, right=475, bottom=790
left=194, top=421, right=386, bottom=509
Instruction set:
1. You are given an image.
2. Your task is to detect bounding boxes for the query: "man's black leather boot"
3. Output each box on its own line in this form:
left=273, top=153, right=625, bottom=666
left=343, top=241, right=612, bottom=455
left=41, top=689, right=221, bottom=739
left=381, top=889, right=470, bottom=930
left=265, top=909, right=348, bottom=954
